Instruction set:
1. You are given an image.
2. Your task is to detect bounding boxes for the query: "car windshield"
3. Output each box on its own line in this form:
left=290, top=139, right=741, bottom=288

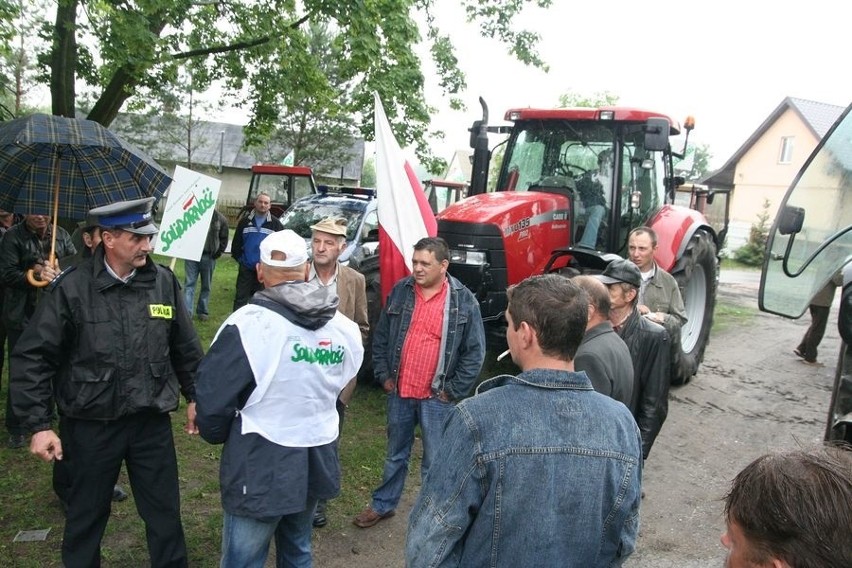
left=760, top=103, right=852, bottom=317
left=280, top=198, right=366, bottom=241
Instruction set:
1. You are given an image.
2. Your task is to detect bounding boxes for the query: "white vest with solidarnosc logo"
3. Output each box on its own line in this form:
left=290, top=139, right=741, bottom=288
left=220, top=304, right=364, bottom=447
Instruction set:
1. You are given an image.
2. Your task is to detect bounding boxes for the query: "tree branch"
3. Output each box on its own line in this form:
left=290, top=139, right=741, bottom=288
left=171, top=13, right=310, bottom=60
left=172, top=36, right=270, bottom=59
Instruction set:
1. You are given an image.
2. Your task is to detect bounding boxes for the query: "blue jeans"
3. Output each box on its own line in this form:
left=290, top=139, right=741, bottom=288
left=371, top=393, right=452, bottom=515
left=578, top=204, right=605, bottom=248
left=220, top=500, right=317, bottom=568
left=184, top=254, right=215, bottom=316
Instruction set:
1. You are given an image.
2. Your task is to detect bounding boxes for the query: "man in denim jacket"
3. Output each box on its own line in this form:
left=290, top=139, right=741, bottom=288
left=406, top=274, right=642, bottom=567
left=354, top=237, right=485, bottom=529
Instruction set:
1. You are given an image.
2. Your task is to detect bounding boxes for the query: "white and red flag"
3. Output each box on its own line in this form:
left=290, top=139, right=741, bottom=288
left=374, top=93, right=437, bottom=304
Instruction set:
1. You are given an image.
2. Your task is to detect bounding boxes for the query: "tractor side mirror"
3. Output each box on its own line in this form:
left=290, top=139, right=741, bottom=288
left=644, top=118, right=670, bottom=151
left=778, top=205, right=805, bottom=236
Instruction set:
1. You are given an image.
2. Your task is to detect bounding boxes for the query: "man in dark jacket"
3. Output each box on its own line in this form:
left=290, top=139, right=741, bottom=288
left=0, top=209, right=17, bottom=444
left=597, top=258, right=670, bottom=460
left=230, top=192, right=283, bottom=310
left=10, top=198, right=203, bottom=568
left=573, top=275, right=634, bottom=407
left=0, top=213, right=75, bottom=448
left=195, top=229, right=364, bottom=566
left=184, top=209, right=229, bottom=320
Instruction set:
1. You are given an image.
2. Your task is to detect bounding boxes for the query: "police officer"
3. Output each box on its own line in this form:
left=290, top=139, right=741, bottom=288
left=11, top=197, right=203, bottom=568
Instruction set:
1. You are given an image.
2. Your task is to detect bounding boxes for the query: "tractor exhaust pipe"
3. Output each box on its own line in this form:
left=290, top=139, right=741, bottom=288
left=469, top=97, right=490, bottom=196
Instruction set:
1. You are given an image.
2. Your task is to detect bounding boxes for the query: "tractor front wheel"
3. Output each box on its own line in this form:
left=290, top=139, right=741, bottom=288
left=672, top=230, right=718, bottom=385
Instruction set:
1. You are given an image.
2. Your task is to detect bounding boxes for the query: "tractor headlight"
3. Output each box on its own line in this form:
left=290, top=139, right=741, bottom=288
left=450, top=249, right=487, bottom=265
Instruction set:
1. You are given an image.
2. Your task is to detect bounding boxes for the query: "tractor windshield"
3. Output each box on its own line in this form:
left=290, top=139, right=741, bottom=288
left=499, top=120, right=667, bottom=251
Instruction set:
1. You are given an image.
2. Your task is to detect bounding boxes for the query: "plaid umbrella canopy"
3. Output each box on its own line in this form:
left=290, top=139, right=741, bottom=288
left=0, top=113, right=172, bottom=220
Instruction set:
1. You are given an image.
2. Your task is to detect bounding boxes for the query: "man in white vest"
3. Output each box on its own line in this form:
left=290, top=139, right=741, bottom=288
left=195, top=229, right=364, bottom=567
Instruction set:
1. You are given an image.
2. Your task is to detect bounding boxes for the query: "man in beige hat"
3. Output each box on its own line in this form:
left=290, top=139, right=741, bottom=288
left=306, top=216, right=368, bottom=527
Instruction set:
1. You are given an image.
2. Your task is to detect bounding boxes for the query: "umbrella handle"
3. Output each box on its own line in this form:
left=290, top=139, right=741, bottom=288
left=25, top=154, right=62, bottom=289
left=25, top=253, right=57, bottom=288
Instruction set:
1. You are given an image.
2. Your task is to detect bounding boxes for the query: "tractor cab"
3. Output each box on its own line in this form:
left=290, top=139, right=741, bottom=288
left=242, top=164, right=318, bottom=219
left=494, top=108, right=682, bottom=255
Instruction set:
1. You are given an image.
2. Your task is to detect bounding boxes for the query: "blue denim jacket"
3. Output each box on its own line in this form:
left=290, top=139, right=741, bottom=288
left=372, top=275, right=485, bottom=400
left=406, top=369, right=643, bottom=568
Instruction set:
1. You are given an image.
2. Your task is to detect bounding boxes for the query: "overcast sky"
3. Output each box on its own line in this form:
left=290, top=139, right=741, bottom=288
left=209, top=0, right=848, bottom=171
left=420, top=0, right=848, bottom=169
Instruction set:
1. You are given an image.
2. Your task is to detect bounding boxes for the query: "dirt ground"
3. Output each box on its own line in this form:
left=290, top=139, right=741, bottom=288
left=310, top=270, right=839, bottom=567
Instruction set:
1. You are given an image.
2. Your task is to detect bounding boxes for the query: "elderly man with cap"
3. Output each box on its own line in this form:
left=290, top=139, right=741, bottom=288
left=306, top=216, right=369, bottom=528
left=195, top=229, right=364, bottom=567
left=10, top=197, right=203, bottom=568
left=597, top=258, right=670, bottom=461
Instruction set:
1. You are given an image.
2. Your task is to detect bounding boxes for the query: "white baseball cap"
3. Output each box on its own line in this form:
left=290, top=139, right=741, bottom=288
left=259, top=229, right=309, bottom=268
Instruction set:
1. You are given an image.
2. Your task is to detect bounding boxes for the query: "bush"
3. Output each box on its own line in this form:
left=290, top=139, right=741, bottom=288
left=733, top=199, right=771, bottom=266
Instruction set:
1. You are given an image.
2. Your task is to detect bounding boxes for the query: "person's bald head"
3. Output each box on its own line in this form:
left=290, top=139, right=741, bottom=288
left=574, top=275, right=611, bottom=329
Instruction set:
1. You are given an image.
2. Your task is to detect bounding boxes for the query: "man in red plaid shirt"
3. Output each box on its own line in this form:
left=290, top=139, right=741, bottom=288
left=354, top=237, right=485, bottom=529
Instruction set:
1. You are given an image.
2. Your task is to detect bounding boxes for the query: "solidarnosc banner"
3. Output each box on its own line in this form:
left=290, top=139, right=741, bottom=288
left=154, top=165, right=222, bottom=261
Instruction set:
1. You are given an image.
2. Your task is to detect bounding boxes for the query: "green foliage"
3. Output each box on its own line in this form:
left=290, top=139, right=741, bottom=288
left=488, top=143, right=505, bottom=191
left=733, top=198, right=772, bottom=266
left=124, top=66, right=219, bottom=170
left=0, top=0, right=552, bottom=170
left=361, top=156, right=376, bottom=187
left=558, top=89, right=619, bottom=108
left=0, top=0, right=43, bottom=120
left=674, top=142, right=713, bottom=181
left=244, top=23, right=359, bottom=172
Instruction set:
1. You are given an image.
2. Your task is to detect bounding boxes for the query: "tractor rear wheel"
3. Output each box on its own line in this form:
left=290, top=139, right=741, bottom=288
left=672, top=230, right=718, bottom=385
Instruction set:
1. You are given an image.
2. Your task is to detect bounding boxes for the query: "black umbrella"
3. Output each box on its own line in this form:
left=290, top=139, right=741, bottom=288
left=0, top=113, right=172, bottom=285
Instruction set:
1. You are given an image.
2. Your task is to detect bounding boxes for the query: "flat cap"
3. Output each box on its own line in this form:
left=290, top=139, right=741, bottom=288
left=596, top=258, right=641, bottom=288
left=310, top=217, right=348, bottom=237
left=87, top=197, right=158, bottom=235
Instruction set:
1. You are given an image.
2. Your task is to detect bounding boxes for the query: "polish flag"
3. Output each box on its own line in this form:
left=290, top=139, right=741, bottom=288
left=374, top=93, right=437, bottom=304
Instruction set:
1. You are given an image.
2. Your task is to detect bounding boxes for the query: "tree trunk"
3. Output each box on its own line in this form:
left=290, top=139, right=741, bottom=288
left=50, top=0, right=77, bottom=118
left=86, top=67, right=139, bottom=127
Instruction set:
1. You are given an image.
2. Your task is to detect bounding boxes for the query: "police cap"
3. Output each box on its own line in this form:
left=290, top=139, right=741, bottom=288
left=87, top=197, right=158, bottom=235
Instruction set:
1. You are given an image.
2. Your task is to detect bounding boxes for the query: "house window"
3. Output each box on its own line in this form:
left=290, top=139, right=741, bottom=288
left=779, top=136, right=794, bottom=164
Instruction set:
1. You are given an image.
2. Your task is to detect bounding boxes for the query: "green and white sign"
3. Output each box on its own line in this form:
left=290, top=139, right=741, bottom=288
left=154, top=165, right=222, bottom=261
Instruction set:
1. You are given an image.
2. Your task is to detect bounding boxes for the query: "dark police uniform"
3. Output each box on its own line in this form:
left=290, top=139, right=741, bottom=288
left=10, top=198, right=203, bottom=568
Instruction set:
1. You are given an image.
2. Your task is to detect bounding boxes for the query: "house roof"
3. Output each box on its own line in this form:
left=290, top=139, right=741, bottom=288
left=109, top=113, right=364, bottom=181
left=700, top=97, right=846, bottom=189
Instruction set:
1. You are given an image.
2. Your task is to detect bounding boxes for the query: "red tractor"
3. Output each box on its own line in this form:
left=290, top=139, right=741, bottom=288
left=437, top=99, right=731, bottom=384
left=241, top=164, right=318, bottom=219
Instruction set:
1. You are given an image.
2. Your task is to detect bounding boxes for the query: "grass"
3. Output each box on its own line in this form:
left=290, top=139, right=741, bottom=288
left=720, top=257, right=761, bottom=272
left=712, top=301, right=758, bottom=333
left=0, top=252, right=741, bottom=565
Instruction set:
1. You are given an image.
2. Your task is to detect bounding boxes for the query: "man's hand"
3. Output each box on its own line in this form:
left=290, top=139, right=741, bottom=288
left=30, top=430, right=62, bottom=462
left=382, top=379, right=394, bottom=394
left=185, top=401, right=198, bottom=434
left=40, top=260, right=60, bottom=282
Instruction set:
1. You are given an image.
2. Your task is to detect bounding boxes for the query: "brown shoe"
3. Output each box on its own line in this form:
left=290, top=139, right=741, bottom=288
left=353, top=506, right=395, bottom=528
